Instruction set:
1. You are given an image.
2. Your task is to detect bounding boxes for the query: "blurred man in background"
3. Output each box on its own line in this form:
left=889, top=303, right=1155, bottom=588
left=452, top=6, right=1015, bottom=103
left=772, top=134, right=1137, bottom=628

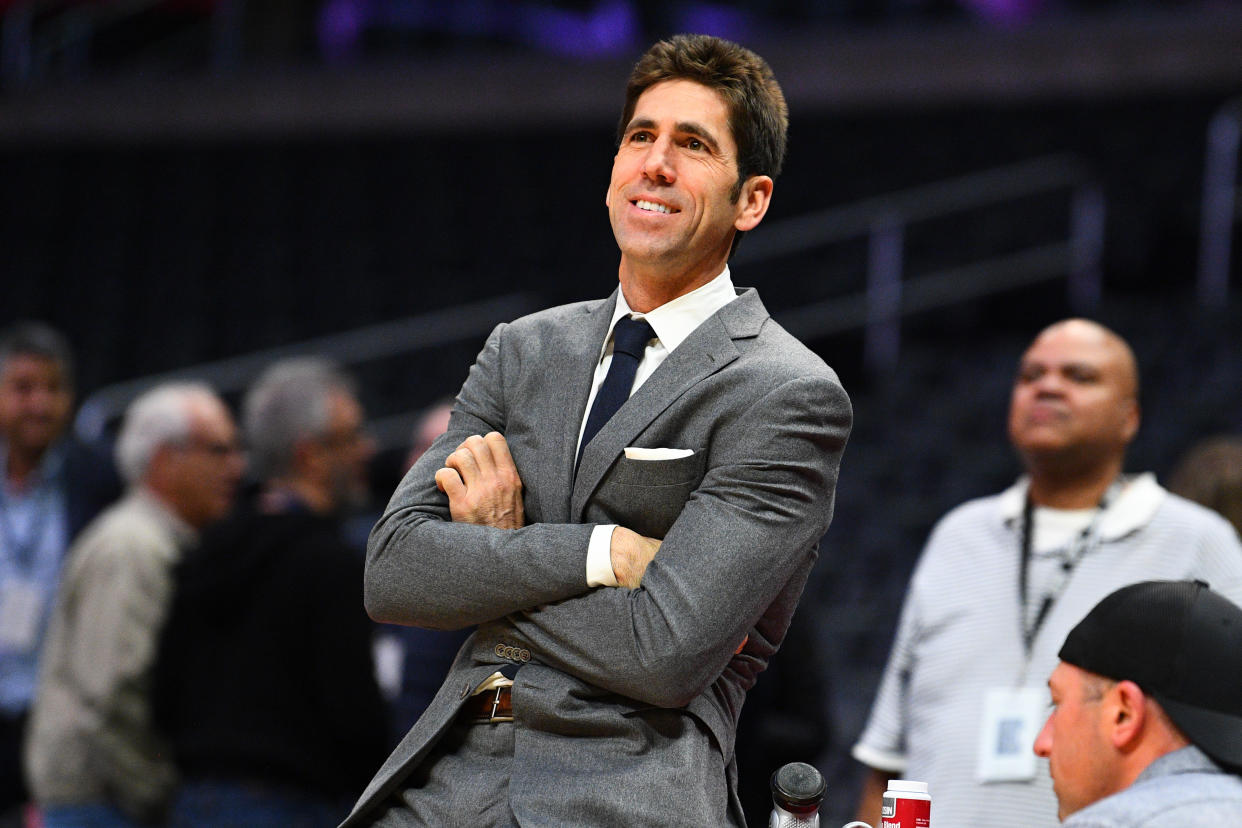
left=403, top=400, right=452, bottom=473
left=155, top=358, right=389, bottom=827
left=1168, top=435, right=1242, bottom=538
left=1035, top=579, right=1242, bottom=825
left=25, top=383, right=242, bottom=828
left=853, top=318, right=1242, bottom=827
left=0, top=322, right=119, bottom=827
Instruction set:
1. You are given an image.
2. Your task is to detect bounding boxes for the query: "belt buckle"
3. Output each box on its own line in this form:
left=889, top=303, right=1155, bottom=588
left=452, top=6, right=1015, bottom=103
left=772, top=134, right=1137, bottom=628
left=488, top=686, right=514, bottom=723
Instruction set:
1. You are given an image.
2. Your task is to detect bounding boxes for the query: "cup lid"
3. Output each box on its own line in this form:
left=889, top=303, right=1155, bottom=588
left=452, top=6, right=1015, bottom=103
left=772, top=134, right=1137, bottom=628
left=770, top=762, right=826, bottom=806
left=887, top=780, right=929, bottom=794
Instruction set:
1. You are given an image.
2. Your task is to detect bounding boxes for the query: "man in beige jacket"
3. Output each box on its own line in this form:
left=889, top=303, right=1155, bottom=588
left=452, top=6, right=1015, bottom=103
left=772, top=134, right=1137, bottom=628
left=26, top=383, right=242, bottom=827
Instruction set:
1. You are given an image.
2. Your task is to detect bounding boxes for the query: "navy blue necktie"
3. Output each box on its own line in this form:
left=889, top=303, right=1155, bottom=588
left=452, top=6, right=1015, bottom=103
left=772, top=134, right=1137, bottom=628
left=578, top=316, right=656, bottom=467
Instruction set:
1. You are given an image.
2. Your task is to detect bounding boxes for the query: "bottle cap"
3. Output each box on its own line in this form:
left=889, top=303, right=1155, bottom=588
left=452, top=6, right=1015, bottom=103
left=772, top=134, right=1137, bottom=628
left=771, top=762, right=826, bottom=808
left=886, top=780, right=929, bottom=794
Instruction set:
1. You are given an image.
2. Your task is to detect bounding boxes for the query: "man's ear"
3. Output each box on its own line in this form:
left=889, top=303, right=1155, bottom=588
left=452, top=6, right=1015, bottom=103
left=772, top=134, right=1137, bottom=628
left=734, top=175, right=773, bottom=232
left=1109, top=680, right=1148, bottom=750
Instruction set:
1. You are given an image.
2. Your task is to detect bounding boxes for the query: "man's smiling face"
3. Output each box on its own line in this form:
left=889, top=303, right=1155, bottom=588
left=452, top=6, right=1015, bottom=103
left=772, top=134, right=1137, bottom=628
left=606, top=79, right=754, bottom=299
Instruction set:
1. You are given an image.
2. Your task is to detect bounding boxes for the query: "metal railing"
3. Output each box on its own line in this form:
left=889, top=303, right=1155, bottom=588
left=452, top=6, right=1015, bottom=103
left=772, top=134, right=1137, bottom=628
left=736, top=153, right=1104, bottom=374
left=73, top=292, right=540, bottom=451
left=1, top=0, right=240, bottom=87
left=74, top=155, right=1104, bottom=450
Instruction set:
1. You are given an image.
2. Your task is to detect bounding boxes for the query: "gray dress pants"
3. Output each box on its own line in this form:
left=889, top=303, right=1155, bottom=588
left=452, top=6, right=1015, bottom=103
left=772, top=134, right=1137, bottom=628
left=368, top=719, right=517, bottom=827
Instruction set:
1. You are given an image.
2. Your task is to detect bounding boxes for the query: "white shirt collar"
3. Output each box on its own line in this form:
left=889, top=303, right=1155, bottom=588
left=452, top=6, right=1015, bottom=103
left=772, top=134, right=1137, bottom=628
left=997, top=472, right=1166, bottom=541
left=609, top=266, right=737, bottom=355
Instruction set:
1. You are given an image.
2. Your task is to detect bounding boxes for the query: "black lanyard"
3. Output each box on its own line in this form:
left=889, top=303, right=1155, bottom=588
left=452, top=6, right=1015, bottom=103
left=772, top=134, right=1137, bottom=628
left=1019, top=479, right=1121, bottom=655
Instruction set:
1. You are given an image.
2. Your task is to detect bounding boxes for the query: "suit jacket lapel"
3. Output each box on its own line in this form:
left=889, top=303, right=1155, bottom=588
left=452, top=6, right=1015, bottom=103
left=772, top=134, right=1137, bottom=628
left=537, top=293, right=617, bottom=523
left=571, top=288, right=768, bottom=519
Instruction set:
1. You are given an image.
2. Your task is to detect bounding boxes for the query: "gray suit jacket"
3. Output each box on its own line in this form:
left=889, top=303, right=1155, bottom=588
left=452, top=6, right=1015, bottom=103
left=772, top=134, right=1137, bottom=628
left=344, top=287, right=852, bottom=826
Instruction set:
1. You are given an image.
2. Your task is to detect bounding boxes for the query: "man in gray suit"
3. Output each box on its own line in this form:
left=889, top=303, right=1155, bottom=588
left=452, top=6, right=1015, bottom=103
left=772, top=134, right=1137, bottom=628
left=345, top=33, right=852, bottom=827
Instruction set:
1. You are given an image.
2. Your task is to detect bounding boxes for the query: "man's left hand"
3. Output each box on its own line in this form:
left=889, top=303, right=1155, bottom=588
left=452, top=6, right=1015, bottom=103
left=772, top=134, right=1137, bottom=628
left=435, top=432, right=525, bottom=529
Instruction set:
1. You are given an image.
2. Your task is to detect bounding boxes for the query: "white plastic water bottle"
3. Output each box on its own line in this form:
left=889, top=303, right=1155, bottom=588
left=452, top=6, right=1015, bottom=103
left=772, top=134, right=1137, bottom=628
left=768, top=762, right=825, bottom=827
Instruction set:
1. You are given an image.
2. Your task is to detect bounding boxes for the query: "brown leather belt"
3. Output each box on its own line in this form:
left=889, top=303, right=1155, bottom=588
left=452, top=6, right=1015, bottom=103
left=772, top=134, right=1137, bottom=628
left=459, top=685, right=514, bottom=723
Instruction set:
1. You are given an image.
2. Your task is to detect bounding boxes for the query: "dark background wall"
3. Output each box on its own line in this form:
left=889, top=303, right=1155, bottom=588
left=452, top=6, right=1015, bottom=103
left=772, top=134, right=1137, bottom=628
left=3, top=91, right=1234, bottom=389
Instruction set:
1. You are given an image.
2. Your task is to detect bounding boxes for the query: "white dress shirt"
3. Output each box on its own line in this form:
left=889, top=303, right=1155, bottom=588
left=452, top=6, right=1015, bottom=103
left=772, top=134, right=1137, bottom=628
left=582, top=267, right=740, bottom=587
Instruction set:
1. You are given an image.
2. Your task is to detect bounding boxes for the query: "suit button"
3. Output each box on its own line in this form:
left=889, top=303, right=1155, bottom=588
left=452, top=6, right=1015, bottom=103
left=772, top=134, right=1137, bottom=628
left=494, top=643, right=533, bottom=664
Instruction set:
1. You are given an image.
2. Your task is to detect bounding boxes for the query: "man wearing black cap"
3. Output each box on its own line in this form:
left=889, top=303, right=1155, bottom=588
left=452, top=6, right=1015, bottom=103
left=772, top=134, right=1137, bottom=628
left=1034, top=580, right=1242, bottom=825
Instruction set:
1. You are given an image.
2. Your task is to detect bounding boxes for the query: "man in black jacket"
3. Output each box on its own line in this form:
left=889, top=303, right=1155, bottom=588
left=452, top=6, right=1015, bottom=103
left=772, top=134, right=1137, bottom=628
left=155, top=357, right=390, bottom=828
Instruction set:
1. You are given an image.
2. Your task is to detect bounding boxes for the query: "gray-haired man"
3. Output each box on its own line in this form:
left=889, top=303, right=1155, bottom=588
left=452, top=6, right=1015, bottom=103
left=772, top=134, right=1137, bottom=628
left=154, top=358, right=389, bottom=826
left=26, top=383, right=242, bottom=827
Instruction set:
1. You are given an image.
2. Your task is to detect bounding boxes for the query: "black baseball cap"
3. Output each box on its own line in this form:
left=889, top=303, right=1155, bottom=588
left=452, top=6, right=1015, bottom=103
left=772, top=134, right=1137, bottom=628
left=1058, top=579, right=1242, bottom=768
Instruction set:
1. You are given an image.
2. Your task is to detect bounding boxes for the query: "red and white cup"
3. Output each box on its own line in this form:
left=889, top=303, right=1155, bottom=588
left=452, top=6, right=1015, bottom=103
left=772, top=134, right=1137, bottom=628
left=879, top=779, right=930, bottom=828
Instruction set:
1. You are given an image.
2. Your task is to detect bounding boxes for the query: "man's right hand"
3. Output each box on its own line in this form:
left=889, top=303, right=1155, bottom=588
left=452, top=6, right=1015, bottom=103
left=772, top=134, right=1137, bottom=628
left=435, top=432, right=525, bottom=529
left=609, top=527, right=661, bottom=589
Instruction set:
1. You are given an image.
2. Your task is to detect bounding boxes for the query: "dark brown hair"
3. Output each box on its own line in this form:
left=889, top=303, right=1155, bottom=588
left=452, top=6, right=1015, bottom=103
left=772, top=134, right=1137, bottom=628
left=617, top=33, right=789, bottom=200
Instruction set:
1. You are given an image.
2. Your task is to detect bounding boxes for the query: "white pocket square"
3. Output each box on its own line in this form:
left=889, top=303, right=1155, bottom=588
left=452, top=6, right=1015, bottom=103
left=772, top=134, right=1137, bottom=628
left=623, top=447, right=694, bottom=461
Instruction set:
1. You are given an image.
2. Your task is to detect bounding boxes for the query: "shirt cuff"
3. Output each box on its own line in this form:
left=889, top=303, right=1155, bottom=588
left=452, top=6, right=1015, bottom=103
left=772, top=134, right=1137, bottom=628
left=586, top=524, right=620, bottom=587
